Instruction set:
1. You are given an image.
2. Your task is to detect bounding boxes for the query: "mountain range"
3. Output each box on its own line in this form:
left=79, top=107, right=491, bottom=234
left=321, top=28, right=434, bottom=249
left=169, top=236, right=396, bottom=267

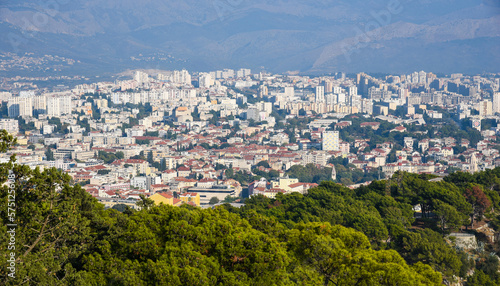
left=0, top=0, right=499, bottom=76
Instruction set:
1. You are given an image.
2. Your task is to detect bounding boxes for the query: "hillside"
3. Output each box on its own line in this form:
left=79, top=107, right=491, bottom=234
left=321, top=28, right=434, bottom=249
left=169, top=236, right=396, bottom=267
left=0, top=0, right=499, bottom=75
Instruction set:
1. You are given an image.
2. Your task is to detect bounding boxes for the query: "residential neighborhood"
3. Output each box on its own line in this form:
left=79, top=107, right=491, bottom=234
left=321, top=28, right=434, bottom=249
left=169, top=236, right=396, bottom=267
left=1, top=69, right=500, bottom=209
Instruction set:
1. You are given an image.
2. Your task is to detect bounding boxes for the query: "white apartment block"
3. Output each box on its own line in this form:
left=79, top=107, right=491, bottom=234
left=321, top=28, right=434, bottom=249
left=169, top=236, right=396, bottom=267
left=303, top=152, right=327, bottom=166
left=170, top=70, right=191, bottom=85
left=247, top=107, right=262, bottom=122
left=478, top=100, right=492, bottom=117
left=0, top=119, right=19, bottom=134
left=33, top=96, right=47, bottom=114
left=315, top=86, right=325, bottom=103
left=322, top=131, right=339, bottom=151
left=493, top=92, right=500, bottom=115
left=256, top=101, right=272, bottom=115
left=199, top=73, right=214, bottom=88
left=47, top=96, right=72, bottom=117
left=134, top=71, right=149, bottom=84
left=8, top=97, right=33, bottom=117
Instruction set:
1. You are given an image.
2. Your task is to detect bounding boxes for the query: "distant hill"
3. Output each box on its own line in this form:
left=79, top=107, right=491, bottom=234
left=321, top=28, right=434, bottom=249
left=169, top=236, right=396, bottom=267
left=0, top=0, right=499, bottom=76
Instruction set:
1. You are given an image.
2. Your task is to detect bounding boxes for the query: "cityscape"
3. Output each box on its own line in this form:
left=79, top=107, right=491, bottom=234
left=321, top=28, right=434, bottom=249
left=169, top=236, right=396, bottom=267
left=1, top=69, right=499, bottom=207
left=1, top=0, right=500, bottom=285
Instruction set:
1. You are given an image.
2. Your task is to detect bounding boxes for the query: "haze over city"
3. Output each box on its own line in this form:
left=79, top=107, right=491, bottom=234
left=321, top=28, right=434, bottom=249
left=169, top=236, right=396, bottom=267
left=1, top=0, right=500, bottom=285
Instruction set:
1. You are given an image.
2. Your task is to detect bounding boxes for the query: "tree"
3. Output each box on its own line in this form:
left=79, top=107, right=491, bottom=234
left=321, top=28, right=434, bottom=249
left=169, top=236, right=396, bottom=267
left=393, top=229, right=462, bottom=280
left=255, top=161, right=270, bottom=168
left=223, top=196, right=238, bottom=203
left=464, top=185, right=491, bottom=227
left=160, top=158, right=167, bottom=171
left=476, top=255, right=500, bottom=282
left=209, top=197, right=220, bottom=205
left=112, top=203, right=129, bottom=212
left=466, top=270, right=497, bottom=286
left=97, top=151, right=123, bottom=164
left=116, top=151, right=124, bottom=159
left=136, top=194, right=155, bottom=210
left=9, top=126, right=500, bottom=284
left=147, top=151, right=154, bottom=164
left=97, top=169, right=110, bottom=175
left=433, top=200, right=464, bottom=233
left=214, top=163, right=226, bottom=170
left=288, top=223, right=441, bottom=286
left=0, top=132, right=103, bottom=284
left=45, top=148, right=54, bottom=161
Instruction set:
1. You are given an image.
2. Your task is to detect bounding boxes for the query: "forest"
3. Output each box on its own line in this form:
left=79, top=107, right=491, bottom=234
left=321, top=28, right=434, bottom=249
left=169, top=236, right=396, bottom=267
left=1, top=130, right=500, bottom=285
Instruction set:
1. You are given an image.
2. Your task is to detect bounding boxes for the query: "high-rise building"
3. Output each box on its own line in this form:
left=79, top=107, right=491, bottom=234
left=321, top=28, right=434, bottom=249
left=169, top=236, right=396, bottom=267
left=324, top=81, right=333, bottom=93
left=247, top=107, right=265, bottom=122
left=33, top=95, right=47, bottom=115
left=47, top=96, right=72, bottom=117
left=332, top=86, right=342, bottom=94
left=418, top=71, right=427, bottom=84
left=349, top=94, right=362, bottom=110
left=362, top=99, right=373, bottom=115
left=337, top=93, right=346, bottom=104
left=236, top=68, right=251, bottom=78
left=199, top=73, right=214, bottom=88
left=134, top=71, right=149, bottom=84
left=170, top=70, right=191, bottom=85
left=222, top=69, right=235, bottom=79
left=8, top=97, right=32, bottom=117
left=59, top=96, right=72, bottom=115
left=478, top=100, right=492, bottom=116
left=348, top=86, right=357, bottom=96
left=322, top=131, right=339, bottom=151
left=493, top=92, right=500, bottom=114
left=325, top=93, right=337, bottom=105
left=259, top=85, right=268, bottom=97
left=256, top=102, right=272, bottom=115
left=315, top=86, right=325, bottom=103
left=284, top=86, right=294, bottom=97
left=47, top=96, right=60, bottom=117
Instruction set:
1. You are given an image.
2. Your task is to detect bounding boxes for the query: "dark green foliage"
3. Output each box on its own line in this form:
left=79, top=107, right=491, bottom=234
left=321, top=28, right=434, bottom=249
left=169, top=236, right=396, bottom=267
left=76, top=117, right=91, bottom=133
left=17, top=118, right=36, bottom=133
left=0, top=145, right=441, bottom=286
left=97, top=151, right=124, bottom=164
left=97, top=169, right=110, bottom=175
left=286, top=164, right=332, bottom=183
left=466, top=270, right=497, bottom=286
left=136, top=139, right=151, bottom=145
left=255, top=161, right=270, bottom=168
left=4, top=128, right=500, bottom=284
left=476, top=255, right=500, bottom=282
left=45, top=148, right=54, bottom=161
left=144, top=131, right=159, bottom=137
left=252, top=168, right=280, bottom=181
left=225, top=169, right=259, bottom=185
left=111, top=204, right=129, bottom=212
left=227, top=169, right=500, bottom=282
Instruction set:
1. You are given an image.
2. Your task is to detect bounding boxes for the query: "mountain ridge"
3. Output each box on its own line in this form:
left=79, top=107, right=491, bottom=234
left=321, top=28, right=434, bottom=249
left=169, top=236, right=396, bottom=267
left=0, top=0, right=498, bottom=75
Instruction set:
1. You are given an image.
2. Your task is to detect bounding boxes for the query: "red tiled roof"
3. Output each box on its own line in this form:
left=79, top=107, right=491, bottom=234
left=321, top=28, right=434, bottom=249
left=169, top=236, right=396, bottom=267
left=159, top=193, right=173, bottom=199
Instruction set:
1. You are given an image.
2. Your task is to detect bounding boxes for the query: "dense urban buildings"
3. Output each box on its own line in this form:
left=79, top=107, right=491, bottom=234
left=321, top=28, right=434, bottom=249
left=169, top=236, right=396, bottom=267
left=1, top=69, right=499, bottom=208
